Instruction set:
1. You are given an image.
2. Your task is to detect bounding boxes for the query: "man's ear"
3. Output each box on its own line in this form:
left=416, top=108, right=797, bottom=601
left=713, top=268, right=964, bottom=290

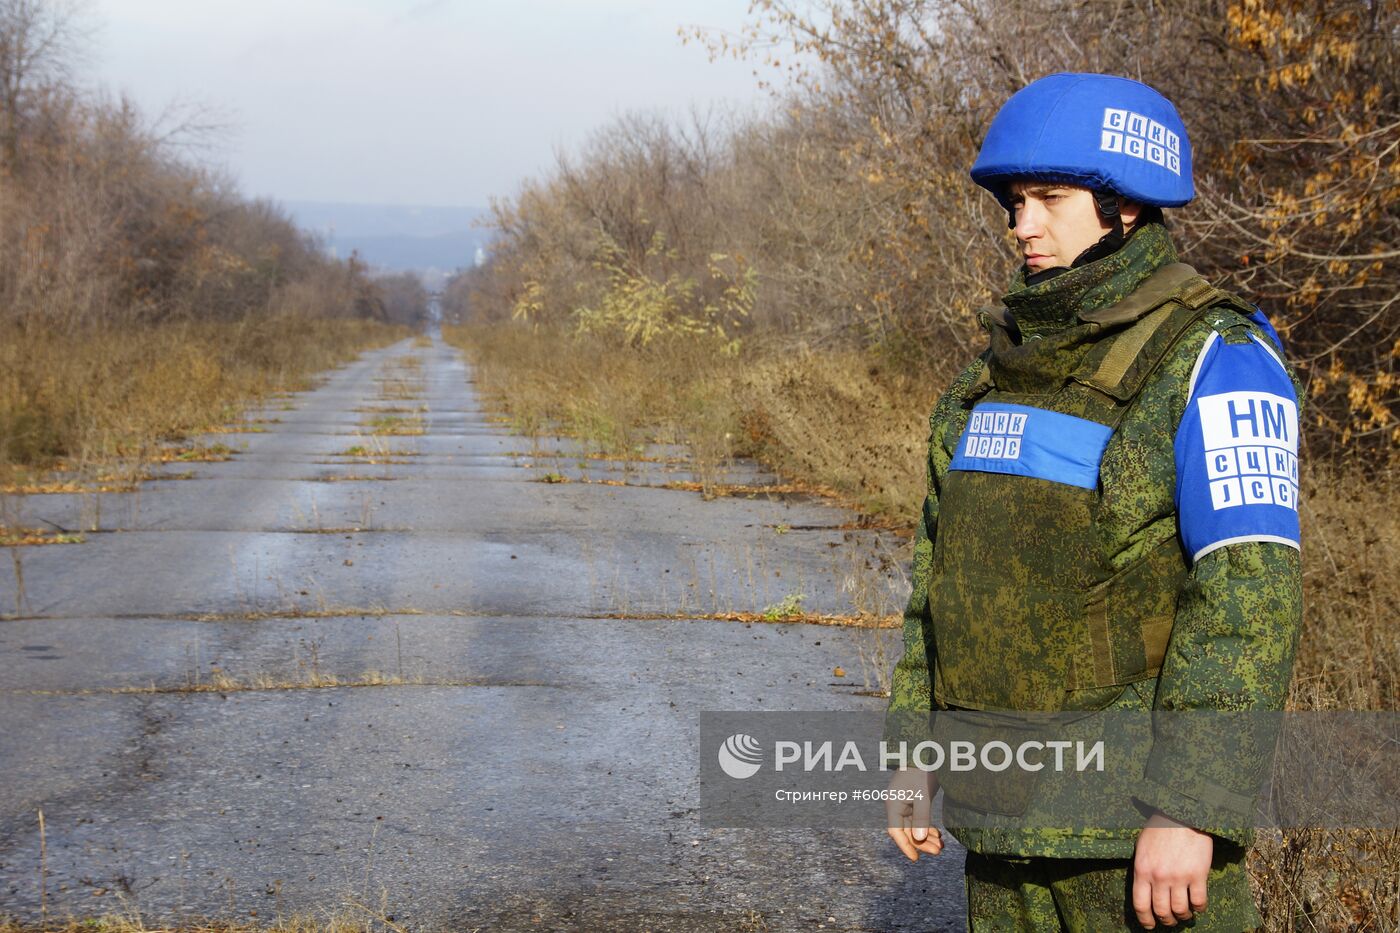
left=1118, top=198, right=1144, bottom=229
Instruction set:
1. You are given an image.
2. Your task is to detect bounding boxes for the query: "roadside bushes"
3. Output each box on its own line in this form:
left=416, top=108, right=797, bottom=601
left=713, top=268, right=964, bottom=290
left=0, top=316, right=405, bottom=483
left=0, top=2, right=410, bottom=481
left=453, top=0, right=1397, bottom=464
left=0, top=87, right=367, bottom=331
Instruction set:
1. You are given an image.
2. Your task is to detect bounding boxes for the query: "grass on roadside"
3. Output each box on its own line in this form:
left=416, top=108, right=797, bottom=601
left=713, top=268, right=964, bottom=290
left=443, top=322, right=951, bottom=515
left=0, top=315, right=410, bottom=489
left=0, top=903, right=398, bottom=933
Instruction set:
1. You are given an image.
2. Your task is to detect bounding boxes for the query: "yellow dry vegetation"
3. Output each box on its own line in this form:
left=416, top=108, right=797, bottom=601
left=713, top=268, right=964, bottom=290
left=0, top=318, right=407, bottom=488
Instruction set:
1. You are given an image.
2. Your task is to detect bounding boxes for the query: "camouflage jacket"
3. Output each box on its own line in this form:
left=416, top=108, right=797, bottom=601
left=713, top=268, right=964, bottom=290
left=885, top=222, right=1305, bottom=858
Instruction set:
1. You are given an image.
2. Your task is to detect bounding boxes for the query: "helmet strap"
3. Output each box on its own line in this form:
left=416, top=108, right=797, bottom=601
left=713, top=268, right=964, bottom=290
left=1093, top=189, right=1125, bottom=239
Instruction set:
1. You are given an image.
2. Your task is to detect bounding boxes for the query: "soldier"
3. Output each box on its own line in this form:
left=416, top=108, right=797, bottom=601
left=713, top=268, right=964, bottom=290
left=882, top=73, right=1304, bottom=931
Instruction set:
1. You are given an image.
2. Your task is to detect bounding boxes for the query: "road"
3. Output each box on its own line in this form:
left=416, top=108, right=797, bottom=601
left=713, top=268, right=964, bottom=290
left=0, top=332, right=963, bottom=930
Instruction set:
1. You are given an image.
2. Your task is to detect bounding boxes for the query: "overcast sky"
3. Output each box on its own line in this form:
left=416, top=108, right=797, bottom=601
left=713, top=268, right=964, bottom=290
left=90, top=0, right=777, bottom=209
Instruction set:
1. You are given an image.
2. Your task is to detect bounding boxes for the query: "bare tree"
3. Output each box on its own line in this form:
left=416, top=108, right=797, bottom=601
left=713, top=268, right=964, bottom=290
left=0, top=0, right=91, bottom=169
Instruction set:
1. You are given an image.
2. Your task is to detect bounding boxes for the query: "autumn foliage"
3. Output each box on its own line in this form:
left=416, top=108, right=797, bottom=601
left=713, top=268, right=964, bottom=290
left=0, top=1, right=414, bottom=333
left=0, top=0, right=412, bottom=477
left=452, top=0, right=1397, bottom=462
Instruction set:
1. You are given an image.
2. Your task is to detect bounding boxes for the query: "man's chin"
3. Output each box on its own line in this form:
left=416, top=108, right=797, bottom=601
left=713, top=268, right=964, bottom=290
left=1023, top=262, right=1071, bottom=285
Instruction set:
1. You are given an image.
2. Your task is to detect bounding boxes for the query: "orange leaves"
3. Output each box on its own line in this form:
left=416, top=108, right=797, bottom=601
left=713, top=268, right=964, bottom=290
left=1266, top=60, right=1316, bottom=91
left=1296, top=275, right=1323, bottom=308
left=1226, top=0, right=1290, bottom=52
left=1207, top=0, right=1398, bottom=455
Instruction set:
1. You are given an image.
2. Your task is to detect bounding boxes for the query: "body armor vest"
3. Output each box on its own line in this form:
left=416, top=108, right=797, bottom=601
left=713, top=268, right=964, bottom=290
left=929, top=263, right=1258, bottom=713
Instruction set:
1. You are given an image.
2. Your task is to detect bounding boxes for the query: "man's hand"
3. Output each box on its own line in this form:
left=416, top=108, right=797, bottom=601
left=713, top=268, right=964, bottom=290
left=885, top=767, right=942, bottom=861
left=1132, top=809, right=1212, bottom=928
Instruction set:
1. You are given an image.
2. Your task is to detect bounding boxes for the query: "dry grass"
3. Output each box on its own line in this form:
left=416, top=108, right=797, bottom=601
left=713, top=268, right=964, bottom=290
left=0, top=527, right=84, bottom=547
left=0, top=916, right=379, bottom=932
left=1289, top=464, right=1398, bottom=714
left=1, top=450, right=228, bottom=496
left=358, top=414, right=423, bottom=436
left=443, top=323, right=947, bottom=515
left=154, top=444, right=238, bottom=463
left=448, top=321, right=1399, bottom=931
left=372, top=359, right=425, bottom=403
left=0, top=316, right=409, bottom=489
left=5, top=671, right=549, bottom=697
left=333, top=443, right=418, bottom=459
left=592, top=609, right=897, bottom=628
left=0, top=897, right=415, bottom=933
left=444, top=324, right=713, bottom=461
left=1248, top=464, right=1400, bottom=932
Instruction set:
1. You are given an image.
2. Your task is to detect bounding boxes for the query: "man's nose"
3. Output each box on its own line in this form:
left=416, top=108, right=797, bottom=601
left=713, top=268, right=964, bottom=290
left=1019, top=205, right=1041, bottom=240
left=1014, top=202, right=1044, bottom=242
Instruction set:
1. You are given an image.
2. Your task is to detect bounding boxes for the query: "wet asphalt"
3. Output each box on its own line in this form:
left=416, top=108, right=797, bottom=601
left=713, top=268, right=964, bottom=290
left=0, top=332, right=964, bottom=931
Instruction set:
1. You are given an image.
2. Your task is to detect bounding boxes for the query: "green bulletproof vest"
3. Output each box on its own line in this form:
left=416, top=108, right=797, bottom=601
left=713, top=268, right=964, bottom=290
left=928, top=262, right=1257, bottom=713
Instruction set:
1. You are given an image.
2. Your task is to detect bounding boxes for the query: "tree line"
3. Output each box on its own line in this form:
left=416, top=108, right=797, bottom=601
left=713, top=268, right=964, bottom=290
left=0, top=0, right=429, bottom=332
left=446, top=0, right=1397, bottom=461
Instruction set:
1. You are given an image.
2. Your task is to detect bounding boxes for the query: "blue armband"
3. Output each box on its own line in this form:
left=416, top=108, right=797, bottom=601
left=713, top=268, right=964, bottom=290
left=1175, top=327, right=1301, bottom=562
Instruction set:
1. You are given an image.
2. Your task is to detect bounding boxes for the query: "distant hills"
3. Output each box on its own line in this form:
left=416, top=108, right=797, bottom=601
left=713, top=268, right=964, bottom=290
left=281, top=200, right=493, bottom=278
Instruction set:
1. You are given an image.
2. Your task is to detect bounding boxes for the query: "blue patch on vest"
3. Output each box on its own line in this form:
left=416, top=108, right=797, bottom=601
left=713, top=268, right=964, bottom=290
left=950, top=402, right=1112, bottom=489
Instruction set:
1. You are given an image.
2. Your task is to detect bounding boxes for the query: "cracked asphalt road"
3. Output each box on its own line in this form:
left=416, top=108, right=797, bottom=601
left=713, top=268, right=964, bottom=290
left=0, top=331, right=964, bottom=930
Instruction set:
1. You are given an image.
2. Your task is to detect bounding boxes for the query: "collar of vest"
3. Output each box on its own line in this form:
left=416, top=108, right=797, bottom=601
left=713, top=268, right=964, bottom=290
left=989, top=222, right=1179, bottom=338
left=972, top=242, right=1231, bottom=402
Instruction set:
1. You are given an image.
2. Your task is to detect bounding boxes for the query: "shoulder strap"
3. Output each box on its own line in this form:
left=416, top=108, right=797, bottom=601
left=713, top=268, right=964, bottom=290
left=1078, top=262, right=1206, bottom=326
left=1202, top=304, right=1259, bottom=344
left=1074, top=267, right=1253, bottom=401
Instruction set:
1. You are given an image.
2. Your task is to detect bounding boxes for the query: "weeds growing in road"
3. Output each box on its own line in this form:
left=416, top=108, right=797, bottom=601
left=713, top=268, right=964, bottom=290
left=5, top=671, right=543, bottom=697
left=0, top=882, right=410, bottom=933
left=760, top=592, right=806, bottom=621
left=360, top=414, right=424, bottom=436
left=0, top=527, right=84, bottom=547
left=372, top=356, right=425, bottom=402
left=0, top=916, right=383, bottom=932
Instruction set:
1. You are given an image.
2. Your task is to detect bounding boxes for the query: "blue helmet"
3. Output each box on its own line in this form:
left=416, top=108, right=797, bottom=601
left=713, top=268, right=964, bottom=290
left=970, top=72, right=1194, bottom=214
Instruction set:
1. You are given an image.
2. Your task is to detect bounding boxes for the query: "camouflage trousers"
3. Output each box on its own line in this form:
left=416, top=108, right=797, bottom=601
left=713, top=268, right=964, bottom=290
left=964, top=848, right=1261, bottom=932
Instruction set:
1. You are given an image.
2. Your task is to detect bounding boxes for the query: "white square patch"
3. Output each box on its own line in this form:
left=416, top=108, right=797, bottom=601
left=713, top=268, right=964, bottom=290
left=1206, top=448, right=1238, bottom=480
left=1099, top=107, right=1182, bottom=176
left=1209, top=478, right=1243, bottom=509
left=1241, top=476, right=1274, bottom=506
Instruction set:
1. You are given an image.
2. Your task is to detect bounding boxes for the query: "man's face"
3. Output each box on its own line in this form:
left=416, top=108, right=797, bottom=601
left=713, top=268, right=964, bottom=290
left=1008, top=181, right=1114, bottom=272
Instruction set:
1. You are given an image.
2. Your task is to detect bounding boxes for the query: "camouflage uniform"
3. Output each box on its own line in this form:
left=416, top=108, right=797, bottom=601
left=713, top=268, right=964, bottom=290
left=963, top=849, right=1258, bottom=932
left=885, top=221, right=1303, bottom=931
